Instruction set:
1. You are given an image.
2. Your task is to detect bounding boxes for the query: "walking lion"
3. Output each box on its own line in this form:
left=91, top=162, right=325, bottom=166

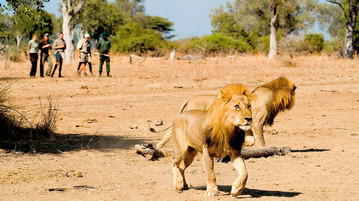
left=171, top=84, right=252, bottom=197
left=153, top=77, right=296, bottom=149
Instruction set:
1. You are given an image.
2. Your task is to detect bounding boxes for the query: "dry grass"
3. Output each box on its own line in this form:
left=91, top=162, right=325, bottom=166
left=0, top=84, right=59, bottom=152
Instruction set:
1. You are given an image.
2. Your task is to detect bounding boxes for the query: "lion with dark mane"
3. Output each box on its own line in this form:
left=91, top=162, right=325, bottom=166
left=171, top=84, right=252, bottom=197
left=154, top=77, right=296, bottom=149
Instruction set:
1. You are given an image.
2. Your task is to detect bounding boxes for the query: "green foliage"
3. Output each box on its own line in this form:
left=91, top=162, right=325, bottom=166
left=210, top=0, right=310, bottom=37
left=140, top=16, right=175, bottom=39
left=2, top=0, right=50, bottom=24
left=303, top=33, right=324, bottom=53
left=111, top=22, right=166, bottom=55
left=76, top=0, right=124, bottom=39
left=315, top=1, right=345, bottom=38
left=180, top=33, right=252, bottom=55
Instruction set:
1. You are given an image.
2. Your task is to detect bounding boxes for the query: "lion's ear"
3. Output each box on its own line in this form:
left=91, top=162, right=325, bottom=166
left=243, top=89, right=253, bottom=101
left=219, top=89, right=230, bottom=102
left=293, top=85, right=297, bottom=91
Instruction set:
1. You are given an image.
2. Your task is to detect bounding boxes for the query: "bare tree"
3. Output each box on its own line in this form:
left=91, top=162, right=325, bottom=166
left=61, top=0, right=86, bottom=63
left=0, top=37, right=11, bottom=69
left=327, top=0, right=359, bottom=59
left=268, top=0, right=281, bottom=59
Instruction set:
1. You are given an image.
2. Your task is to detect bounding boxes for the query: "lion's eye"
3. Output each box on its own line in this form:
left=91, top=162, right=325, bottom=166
left=235, top=105, right=240, bottom=110
left=248, top=104, right=251, bottom=109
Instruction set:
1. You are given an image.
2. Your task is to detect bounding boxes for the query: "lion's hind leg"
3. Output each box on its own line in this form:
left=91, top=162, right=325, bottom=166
left=172, top=147, right=198, bottom=191
left=230, top=155, right=248, bottom=197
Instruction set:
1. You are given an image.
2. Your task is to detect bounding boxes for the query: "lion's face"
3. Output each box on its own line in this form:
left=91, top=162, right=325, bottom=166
left=223, top=94, right=252, bottom=131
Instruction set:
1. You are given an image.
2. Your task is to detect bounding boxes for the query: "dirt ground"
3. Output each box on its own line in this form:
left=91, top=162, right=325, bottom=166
left=0, top=55, right=358, bottom=200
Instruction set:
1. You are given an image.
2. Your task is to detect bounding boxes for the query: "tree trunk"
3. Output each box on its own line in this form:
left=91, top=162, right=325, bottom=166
left=15, top=34, right=23, bottom=51
left=62, top=13, right=74, bottom=63
left=269, top=2, right=278, bottom=59
left=343, top=24, right=354, bottom=59
left=61, top=0, right=86, bottom=63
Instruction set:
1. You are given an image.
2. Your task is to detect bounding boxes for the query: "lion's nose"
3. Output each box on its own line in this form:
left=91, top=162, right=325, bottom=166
left=244, top=117, right=252, bottom=122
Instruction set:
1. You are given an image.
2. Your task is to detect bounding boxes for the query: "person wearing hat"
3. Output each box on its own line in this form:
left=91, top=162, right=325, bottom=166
left=96, top=32, right=111, bottom=77
left=77, top=33, right=91, bottom=76
left=77, top=34, right=93, bottom=75
left=52, top=32, right=66, bottom=77
left=39, top=33, right=53, bottom=77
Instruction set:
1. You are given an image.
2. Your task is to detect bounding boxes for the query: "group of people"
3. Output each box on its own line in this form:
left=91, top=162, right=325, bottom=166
left=27, top=32, right=111, bottom=77
left=28, top=33, right=66, bottom=77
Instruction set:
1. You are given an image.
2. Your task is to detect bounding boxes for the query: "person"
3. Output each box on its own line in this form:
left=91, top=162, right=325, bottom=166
left=52, top=32, right=66, bottom=77
left=96, top=32, right=111, bottom=77
left=39, top=33, right=53, bottom=77
left=27, top=34, right=39, bottom=77
left=77, top=33, right=91, bottom=76
left=77, top=34, right=93, bottom=75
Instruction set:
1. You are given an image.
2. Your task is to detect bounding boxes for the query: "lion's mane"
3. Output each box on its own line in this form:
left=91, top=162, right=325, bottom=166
left=254, top=76, right=296, bottom=126
left=205, top=84, right=252, bottom=157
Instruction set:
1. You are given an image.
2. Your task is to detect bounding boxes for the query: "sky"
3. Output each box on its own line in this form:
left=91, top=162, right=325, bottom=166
left=39, top=0, right=233, bottom=39
left=1, top=0, right=329, bottom=39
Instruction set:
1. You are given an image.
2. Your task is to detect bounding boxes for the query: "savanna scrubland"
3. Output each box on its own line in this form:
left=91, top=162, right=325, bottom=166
left=0, top=55, right=358, bottom=200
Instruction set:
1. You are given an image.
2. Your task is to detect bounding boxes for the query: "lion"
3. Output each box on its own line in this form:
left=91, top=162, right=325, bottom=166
left=154, top=76, right=296, bottom=149
left=171, top=84, right=252, bottom=197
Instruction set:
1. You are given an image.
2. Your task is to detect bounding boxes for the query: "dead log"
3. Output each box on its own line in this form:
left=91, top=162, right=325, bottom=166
left=217, top=146, right=290, bottom=162
left=177, top=55, right=202, bottom=60
left=135, top=143, right=165, bottom=160
left=241, top=146, right=290, bottom=159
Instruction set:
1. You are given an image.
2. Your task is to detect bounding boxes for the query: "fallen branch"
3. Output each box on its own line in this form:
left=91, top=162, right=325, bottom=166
left=135, top=143, right=165, bottom=160
left=177, top=55, right=202, bottom=60
left=216, top=146, right=290, bottom=163
left=241, top=146, right=290, bottom=159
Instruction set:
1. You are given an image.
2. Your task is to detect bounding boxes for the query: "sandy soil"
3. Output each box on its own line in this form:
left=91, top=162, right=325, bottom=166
left=0, top=55, right=358, bottom=200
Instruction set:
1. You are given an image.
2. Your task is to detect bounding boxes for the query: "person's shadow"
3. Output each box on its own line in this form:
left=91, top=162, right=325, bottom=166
left=194, top=185, right=301, bottom=198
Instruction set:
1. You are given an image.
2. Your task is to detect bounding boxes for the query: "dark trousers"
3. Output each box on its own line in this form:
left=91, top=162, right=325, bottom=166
left=99, top=55, right=110, bottom=73
left=29, top=53, right=38, bottom=77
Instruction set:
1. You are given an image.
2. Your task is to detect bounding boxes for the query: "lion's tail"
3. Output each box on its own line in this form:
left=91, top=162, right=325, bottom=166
left=149, top=124, right=172, bottom=133
left=156, top=128, right=173, bottom=148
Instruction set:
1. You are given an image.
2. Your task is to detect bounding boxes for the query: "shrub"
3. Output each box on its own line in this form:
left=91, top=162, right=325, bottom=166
left=303, top=33, right=325, bottom=53
left=111, top=22, right=167, bottom=55
left=179, top=33, right=252, bottom=56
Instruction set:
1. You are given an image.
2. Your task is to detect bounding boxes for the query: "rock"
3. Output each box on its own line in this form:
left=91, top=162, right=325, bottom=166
left=154, top=120, right=163, bottom=126
left=130, top=125, right=138, bottom=129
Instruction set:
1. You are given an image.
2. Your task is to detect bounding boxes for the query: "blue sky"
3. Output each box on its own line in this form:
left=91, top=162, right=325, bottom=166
left=2, top=0, right=329, bottom=38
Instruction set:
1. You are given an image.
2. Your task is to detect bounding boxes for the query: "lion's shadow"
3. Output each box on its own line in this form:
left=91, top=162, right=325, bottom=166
left=193, top=185, right=301, bottom=198
left=290, top=148, right=330, bottom=153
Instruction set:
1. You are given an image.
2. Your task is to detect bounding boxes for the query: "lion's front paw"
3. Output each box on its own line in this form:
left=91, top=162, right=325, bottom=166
left=205, top=190, right=219, bottom=197
left=205, top=186, right=219, bottom=197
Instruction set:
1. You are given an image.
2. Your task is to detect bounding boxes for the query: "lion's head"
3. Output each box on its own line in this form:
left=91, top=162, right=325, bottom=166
left=256, top=76, right=296, bottom=126
left=205, top=84, right=252, bottom=157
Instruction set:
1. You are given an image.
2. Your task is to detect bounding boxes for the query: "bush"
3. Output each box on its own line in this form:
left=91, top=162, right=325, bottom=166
left=111, top=22, right=167, bottom=55
left=179, top=33, right=252, bottom=56
left=303, top=34, right=325, bottom=53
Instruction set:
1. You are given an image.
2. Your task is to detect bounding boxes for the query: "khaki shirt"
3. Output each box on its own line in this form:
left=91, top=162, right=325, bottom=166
left=77, top=39, right=91, bottom=53
left=53, top=38, right=66, bottom=52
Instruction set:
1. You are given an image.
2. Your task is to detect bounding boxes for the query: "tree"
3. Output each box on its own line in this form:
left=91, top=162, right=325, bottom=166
left=10, top=9, right=54, bottom=50
left=61, top=0, right=86, bottom=63
left=326, top=0, right=359, bottom=58
left=268, top=0, right=281, bottom=59
left=75, top=0, right=124, bottom=40
left=210, top=0, right=315, bottom=54
left=1, top=0, right=49, bottom=23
